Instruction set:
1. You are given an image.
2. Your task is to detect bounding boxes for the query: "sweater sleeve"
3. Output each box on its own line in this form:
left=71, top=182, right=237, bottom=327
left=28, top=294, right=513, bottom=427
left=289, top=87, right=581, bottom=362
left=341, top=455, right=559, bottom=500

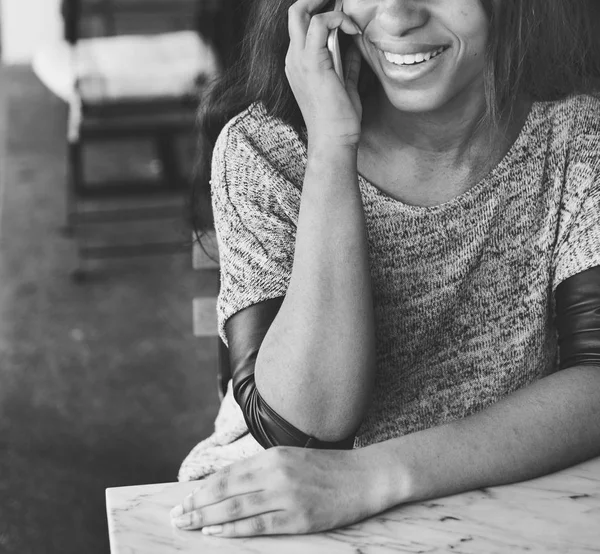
left=210, top=112, right=301, bottom=347
left=552, top=101, right=600, bottom=290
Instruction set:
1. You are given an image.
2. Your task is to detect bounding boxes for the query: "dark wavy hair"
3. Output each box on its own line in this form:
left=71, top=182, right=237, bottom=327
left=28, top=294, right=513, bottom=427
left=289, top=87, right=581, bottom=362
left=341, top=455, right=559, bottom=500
left=192, top=0, right=600, bottom=241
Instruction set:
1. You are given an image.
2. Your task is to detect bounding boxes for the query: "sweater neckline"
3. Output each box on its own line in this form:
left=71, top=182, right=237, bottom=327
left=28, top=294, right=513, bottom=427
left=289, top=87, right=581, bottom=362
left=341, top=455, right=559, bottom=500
left=356, top=101, right=539, bottom=214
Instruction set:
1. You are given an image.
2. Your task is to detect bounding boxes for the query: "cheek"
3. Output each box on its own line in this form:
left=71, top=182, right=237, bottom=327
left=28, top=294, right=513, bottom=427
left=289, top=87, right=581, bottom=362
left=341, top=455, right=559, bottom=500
left=454, top=2, right=490, bottom=55
left=446, top=10, right=489, bottom=74
left=463, top=33, right=488, bottom=75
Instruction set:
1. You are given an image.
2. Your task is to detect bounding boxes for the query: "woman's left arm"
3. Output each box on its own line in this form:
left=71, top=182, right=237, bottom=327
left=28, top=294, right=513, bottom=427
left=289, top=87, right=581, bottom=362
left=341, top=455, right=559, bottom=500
left=171, top=365, right=600, bottom=536
left=373, top=364, right=600, bottom=506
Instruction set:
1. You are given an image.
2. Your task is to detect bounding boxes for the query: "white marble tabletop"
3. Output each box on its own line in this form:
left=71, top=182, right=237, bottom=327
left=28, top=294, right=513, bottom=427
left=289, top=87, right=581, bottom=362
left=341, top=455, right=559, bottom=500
left=107, top=455, right=600, bottom=553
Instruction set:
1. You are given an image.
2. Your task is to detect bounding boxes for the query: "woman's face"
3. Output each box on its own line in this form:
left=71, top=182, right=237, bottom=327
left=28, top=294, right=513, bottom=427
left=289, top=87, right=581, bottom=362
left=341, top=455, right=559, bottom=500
left=344, top=0, right=490, bottom=114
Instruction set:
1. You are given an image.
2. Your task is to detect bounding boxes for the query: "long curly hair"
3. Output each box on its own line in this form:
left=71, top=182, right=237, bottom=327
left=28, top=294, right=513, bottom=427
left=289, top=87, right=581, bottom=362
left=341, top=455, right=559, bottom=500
left=192, top=0, right=600, bottom=239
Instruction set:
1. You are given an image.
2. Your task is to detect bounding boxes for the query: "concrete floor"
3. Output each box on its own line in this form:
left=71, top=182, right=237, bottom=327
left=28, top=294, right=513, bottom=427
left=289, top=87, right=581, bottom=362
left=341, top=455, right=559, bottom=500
left=0, top=66, right=221, bottom=553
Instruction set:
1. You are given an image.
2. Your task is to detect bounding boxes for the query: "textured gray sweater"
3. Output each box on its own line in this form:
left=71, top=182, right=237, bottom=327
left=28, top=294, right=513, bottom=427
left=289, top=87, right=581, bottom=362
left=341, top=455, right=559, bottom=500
left=211, top=95, right=600, bottom=448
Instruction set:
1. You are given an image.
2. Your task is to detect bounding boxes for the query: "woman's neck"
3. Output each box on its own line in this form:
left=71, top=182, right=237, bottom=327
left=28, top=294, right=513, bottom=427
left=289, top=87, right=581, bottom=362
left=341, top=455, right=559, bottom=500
left=361, top=85, right=507, bottom=169
left=357, top=89, right=532, bottom=206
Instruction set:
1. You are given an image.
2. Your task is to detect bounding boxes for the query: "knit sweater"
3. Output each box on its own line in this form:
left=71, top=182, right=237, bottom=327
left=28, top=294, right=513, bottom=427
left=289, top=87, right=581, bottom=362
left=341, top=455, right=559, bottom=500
left=211, top=95, right=600, bottom=448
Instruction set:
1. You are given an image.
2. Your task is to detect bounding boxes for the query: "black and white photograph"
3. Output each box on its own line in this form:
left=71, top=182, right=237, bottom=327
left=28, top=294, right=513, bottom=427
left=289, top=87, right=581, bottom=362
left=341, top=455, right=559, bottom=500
left=0, top=1, right=599, bottom=553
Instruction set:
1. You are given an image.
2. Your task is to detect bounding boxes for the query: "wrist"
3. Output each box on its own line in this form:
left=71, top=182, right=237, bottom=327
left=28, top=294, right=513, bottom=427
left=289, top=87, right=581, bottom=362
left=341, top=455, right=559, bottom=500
left=355, top=441, right=414, bottom=514
left=308, top=133, right=359, bottom=157
left=306, top=141, right=358, bottom=180
left=304, top=145, right=360, bottom=200
left=302, top=138, right=362, bottom=205
left=307, top=139, right=358, bottom=161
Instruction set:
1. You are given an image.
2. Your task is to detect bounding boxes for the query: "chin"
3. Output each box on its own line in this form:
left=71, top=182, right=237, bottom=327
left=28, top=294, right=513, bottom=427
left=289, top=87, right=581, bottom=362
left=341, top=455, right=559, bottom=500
left=381, top=85, right=455, bottom=115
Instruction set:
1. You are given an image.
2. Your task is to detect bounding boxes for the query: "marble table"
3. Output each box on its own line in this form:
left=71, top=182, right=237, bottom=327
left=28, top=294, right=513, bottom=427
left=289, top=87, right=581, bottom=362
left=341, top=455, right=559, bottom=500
left=106, top=456, right=600, bottom=553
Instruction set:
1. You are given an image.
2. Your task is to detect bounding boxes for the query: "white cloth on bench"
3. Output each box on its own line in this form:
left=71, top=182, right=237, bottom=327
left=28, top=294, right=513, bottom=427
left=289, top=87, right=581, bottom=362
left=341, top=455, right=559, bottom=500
left=33, top=30, right=219, bottom=104
left=178, top=381, right=263, bottom=482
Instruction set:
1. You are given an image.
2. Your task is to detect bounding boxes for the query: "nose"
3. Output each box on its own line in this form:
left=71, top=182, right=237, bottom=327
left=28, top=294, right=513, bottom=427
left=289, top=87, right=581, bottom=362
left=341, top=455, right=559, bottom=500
left=376, top=0, right=429, bottom=36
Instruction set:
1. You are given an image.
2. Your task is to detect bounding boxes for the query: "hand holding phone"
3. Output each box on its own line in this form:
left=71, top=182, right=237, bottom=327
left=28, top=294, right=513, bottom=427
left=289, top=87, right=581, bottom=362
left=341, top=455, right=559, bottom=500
left=286, top=0, right=362, bottom=145
left=327, top=0, right=344, bottom=80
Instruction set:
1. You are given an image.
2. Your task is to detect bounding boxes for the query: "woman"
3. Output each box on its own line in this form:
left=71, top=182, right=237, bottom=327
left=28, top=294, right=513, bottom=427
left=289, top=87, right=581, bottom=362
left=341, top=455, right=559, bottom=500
left=172, top=0, right=600, bottom=537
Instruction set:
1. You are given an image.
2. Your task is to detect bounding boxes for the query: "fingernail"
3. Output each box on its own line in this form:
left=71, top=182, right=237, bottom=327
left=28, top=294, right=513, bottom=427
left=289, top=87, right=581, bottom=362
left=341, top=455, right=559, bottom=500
left=202, top=525, right=223, bottom=535
left=173, top=513, right=201, bottom=529
left=172, top=514, right=192, bottom=528
left=355, top=24, right=363, bottom=34
left=170, top=505, right=184, bottom=519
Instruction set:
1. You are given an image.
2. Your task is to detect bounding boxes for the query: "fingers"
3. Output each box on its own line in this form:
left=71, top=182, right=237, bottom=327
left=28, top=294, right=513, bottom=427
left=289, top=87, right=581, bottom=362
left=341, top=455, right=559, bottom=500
left=291, top=0, right=333, bottom=15
left=200, top=511, right=292, bottom=538
left=172, top=450, right=285, bottom=514
left=288, top=0, right=331, bottom=46
left=171, top=465, right=269, bottom=531
left=178, top=465, right=261, bottom=514
left=288, top=3, right=311, bottom=47
left=170, top=450, right=304, bottom=536
left=288, top=0, right=361, bottom=49
left=305, top=12, right=361, bottom=53
left=172, top=489, right=265, bottom=529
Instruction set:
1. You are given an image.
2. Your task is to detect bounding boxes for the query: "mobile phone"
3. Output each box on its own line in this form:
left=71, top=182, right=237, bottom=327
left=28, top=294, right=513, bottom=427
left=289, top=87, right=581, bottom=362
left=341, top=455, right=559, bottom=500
left=327, top=0, right=344, bottom=80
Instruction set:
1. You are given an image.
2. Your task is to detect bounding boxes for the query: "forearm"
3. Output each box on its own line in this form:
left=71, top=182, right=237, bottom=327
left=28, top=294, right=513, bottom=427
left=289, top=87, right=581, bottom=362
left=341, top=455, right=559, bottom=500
left=255, top=144, right=375, bottom=441
left=363, top=366, right=600, bottom=512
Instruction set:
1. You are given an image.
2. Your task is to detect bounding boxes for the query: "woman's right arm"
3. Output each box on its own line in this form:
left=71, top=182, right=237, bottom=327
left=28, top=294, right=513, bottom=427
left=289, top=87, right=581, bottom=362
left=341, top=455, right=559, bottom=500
left=251, top=0, right=375, bottom=442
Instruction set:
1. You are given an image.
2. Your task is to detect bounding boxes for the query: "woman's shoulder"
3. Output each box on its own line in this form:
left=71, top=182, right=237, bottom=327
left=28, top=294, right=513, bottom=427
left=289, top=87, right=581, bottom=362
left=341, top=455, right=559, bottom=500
left=523, top=93, right=600, bottom=177
left=532, top=93, right=600, bottom=139
left=211, top=103, right=306, bottom=207
left=214, top=103, right=306, bottom=168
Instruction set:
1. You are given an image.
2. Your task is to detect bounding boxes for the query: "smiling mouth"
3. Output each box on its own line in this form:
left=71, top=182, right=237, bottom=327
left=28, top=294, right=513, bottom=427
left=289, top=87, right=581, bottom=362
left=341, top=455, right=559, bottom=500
left=382, top=46, right=449, bottom=66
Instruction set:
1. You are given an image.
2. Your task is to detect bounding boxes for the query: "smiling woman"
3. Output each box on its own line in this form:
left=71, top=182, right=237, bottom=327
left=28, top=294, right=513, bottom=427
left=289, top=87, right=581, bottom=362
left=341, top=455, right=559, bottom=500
left=181, top=0, right=600, bottom=538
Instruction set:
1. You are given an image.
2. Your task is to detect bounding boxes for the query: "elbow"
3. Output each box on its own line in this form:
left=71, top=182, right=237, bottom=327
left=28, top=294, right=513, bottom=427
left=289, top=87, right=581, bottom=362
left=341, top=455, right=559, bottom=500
left=233, top=371, right=356, bottom=449
left=224, top=295, right=366, bottom=448
left=253, top=337, right=374, bottom=443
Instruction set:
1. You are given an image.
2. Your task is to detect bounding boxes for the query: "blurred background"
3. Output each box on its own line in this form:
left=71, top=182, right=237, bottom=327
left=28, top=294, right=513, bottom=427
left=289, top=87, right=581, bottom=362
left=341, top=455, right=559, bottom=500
left=0, top=0, right=247, bottom=552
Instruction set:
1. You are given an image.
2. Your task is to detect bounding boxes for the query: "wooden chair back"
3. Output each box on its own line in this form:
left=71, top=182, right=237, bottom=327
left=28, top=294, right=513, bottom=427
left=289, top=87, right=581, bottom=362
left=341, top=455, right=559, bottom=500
left=61, top=0, right=218, bottom=42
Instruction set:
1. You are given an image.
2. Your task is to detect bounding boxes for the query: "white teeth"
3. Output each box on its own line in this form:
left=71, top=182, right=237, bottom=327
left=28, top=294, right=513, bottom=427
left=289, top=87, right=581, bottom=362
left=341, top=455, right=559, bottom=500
left=383, top=47, right=445, bottom=66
